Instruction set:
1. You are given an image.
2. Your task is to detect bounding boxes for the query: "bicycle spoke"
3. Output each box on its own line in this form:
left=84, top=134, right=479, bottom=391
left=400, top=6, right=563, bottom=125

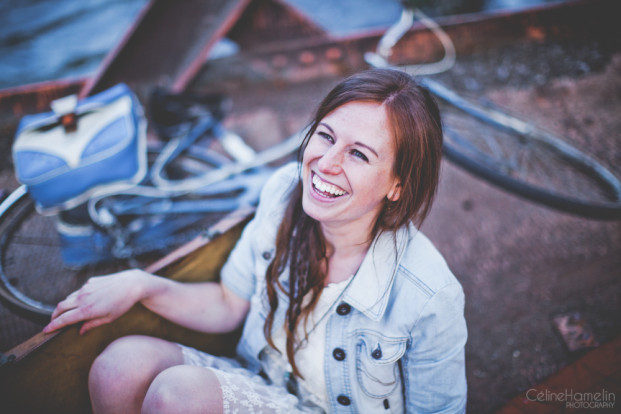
left=441, top=93, right=621, bottom=217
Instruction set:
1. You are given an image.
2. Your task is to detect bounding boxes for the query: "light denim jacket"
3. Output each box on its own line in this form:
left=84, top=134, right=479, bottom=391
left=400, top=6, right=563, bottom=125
left=221, top=163, right=468, bottom=413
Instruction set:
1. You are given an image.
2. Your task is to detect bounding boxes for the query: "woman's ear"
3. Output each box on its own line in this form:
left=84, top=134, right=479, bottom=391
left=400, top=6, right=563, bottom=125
left=387, top=181, right=401, bottom=202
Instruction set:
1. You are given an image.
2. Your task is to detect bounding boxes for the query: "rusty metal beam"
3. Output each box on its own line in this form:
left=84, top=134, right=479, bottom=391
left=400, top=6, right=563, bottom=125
left=80, top=0, right=253, bottom=98
left=191, top=0, right=618, bottom=91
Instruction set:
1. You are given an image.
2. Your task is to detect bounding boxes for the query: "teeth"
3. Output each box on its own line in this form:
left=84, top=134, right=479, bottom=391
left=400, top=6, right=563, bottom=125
left=313, top=174, right=346, bottom=196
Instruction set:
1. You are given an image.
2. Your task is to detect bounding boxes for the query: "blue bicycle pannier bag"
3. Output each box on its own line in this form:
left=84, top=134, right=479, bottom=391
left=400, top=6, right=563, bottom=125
left=12, top=83, right=147, bottom=213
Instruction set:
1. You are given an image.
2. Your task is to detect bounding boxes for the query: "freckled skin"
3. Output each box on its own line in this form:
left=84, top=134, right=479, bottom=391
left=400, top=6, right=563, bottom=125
left=301, top=101, right=401, bottom=238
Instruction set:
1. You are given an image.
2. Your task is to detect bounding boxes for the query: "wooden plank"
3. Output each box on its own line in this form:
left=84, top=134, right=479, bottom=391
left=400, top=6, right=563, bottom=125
left=0, top=78, right=85, bottom=118
left=145, top=206, right=255, bottom=274
left=225, top=0, right=327, bottom=50
left=0, top=210, right=252, bottom=414
left=80, top=0, right=253, bottom=97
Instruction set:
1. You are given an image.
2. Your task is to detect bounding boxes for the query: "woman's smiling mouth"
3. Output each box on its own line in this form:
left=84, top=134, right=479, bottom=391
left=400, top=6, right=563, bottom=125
left=312, top=172, right=347, bottom=198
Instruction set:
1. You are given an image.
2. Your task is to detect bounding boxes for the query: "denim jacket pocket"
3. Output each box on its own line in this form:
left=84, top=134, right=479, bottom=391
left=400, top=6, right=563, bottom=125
left=355, top=332, right=408, bottom=399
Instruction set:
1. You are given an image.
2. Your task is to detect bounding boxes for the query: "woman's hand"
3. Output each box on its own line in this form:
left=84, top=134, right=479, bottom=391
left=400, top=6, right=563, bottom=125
left=43, top=269, right=149, bottom=335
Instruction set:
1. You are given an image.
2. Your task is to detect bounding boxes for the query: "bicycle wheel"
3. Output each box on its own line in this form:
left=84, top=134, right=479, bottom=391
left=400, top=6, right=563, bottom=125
left=0, top=186, right=149, bottom=321
left=421, top=78, right=621, bottom=219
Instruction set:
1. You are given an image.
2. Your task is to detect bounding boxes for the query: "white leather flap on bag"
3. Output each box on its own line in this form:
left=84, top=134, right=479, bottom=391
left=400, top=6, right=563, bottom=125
left=13, top=94, right=135, bottom=169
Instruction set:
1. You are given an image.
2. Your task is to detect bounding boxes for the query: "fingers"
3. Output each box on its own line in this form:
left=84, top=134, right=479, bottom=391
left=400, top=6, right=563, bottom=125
left=79, top=317, right=111, bottom=335
left=45, top=288, right=95, bottom=333
left=48, top=276, right=102, bottom=321
left=44, top=314, right=111, bottom=335
left=44, top=307, right=84, bottom=333
left=45, top=302, right=112, bottom=334
left=43, top=313, right=68, bottom=333
left=43, top=272, right=139, bottom=334
left=50, top=291, right=78, bottom=320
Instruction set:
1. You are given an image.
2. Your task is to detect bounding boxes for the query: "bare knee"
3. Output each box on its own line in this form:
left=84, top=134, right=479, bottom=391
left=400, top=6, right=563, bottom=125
left=89, top=335, right=183, bottom=414
left=142, top=365, right=223, bottom=414
left=90, top=336, right=175, bottom=392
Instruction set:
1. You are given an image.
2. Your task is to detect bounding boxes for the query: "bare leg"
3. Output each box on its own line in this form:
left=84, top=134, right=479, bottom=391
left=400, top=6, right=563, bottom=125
left=142, top=365, right=223, bottom=414
left=89, top=335, right=184, bottom=414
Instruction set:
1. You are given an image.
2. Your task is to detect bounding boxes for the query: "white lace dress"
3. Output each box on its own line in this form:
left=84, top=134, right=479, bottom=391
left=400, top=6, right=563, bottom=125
left=178, top=277, right=352, bottom=414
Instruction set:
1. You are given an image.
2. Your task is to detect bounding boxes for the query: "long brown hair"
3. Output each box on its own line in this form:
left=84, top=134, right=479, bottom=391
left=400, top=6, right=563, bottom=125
left=263, top=69, right=443, bottom=377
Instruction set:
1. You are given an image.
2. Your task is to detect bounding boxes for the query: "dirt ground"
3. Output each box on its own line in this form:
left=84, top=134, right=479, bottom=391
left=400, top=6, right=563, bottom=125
left=1, top=44, right=620, bottom=413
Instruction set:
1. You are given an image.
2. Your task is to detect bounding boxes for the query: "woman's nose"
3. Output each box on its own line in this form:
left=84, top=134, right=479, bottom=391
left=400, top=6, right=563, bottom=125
left=317, top=146, right=343, bottom=174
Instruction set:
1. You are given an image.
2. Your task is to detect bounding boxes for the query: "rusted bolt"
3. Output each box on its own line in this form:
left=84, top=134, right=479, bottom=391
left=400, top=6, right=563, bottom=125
left=325, top=47, right=342, bottom=61
left=299, top=51, right=315, bottom=65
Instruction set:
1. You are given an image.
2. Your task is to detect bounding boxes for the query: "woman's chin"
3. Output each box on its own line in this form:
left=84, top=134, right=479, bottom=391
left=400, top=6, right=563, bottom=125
left=302, top=192, right=334, bottom=223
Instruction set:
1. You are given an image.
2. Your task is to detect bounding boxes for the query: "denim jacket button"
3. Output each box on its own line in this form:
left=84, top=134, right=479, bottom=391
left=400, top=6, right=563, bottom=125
left=372, top=348, right=382, bottom=359
left=336, top=303, right=351, bottom=315
left=337, top=395, right=351, bottom=406
left=262, top=251, right=271, bottom=260
left=332, top=347, right=346, bottom=361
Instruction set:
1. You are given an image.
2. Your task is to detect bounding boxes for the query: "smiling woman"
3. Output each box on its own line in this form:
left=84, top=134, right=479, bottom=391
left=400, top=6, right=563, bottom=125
left=301, top=101, right=400, bottom=234
left=260, top=69, right=463, bottom=413
left=44, top=68, right=467, bottom=413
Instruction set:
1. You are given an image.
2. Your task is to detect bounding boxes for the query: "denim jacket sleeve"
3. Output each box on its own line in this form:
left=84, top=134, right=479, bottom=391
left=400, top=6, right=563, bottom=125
left=403, top=281, right=468, bottom=413
left=220, top=163, right=297, bottom=301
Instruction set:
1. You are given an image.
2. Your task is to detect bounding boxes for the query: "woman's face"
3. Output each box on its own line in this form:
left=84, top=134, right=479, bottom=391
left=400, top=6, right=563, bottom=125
left=301, top=101, right=401, bottom=233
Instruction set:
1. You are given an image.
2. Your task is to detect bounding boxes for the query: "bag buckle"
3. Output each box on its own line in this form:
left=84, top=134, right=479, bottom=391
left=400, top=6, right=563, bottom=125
left=50, top=94, right=79, bottom=133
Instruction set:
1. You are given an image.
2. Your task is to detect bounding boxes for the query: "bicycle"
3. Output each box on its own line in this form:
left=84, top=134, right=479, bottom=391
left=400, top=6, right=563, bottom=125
left=0, top=89, right=302, bottom=321
left=365, top=3, right=621, bottom=220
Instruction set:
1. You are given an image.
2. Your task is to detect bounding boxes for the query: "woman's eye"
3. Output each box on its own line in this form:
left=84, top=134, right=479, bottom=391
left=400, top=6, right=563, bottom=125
left=318, top=131, right=334, bottom=143
left=351, top=149, right=368, bottom=162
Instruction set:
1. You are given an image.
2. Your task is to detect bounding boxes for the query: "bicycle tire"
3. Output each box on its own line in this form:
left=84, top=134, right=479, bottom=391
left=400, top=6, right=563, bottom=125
left=421, top=78, right=621, bottom=220
left=0, top=186, right=147, bottom=321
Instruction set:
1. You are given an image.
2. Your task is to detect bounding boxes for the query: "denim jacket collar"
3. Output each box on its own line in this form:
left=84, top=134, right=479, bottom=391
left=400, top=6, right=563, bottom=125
left=343, top=224, right=410, bottom=321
